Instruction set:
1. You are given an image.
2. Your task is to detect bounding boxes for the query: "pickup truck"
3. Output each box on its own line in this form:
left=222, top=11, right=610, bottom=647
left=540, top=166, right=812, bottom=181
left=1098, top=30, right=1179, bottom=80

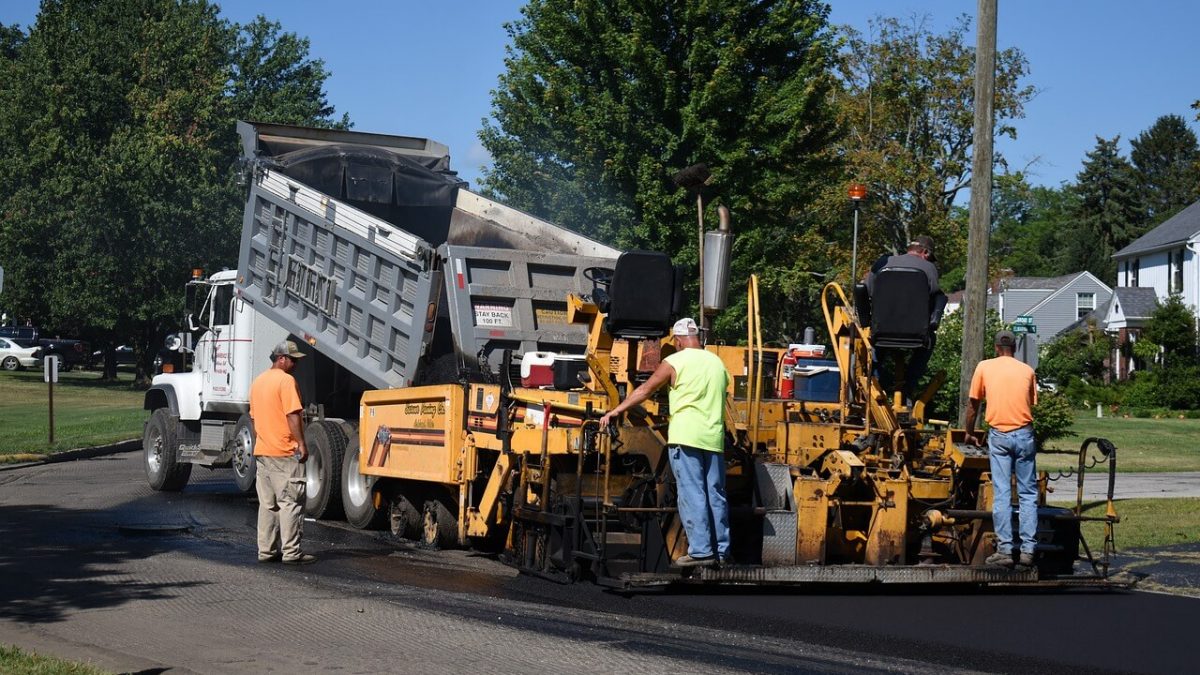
left=0, top=325, right=92, bottom=370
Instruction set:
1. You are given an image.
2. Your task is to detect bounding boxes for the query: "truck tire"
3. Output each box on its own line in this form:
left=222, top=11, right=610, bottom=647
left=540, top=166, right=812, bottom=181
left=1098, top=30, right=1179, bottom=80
left=341, top=435, right=385, bottom=529
left=421, top=497, right=458, bottom=550
left=2, top=356, right=19, bottom=371
left=303, top=421, right=345, bottom=520
left=231, top=415, right=257, bottom=495
left=389, top=492, right=423, bottom=541
left=144, top=408, right=192, bottom=491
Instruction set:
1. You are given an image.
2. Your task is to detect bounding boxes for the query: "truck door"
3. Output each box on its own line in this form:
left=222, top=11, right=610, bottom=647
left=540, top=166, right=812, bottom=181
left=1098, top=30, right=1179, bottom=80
left=199, top=282, right=238, bottom=406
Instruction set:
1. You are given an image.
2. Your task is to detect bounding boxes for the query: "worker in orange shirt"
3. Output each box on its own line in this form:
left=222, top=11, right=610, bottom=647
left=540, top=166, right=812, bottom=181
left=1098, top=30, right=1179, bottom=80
left=964, top=330, right=1038, bottom=569
left=249, top=340, right=315, bottom=565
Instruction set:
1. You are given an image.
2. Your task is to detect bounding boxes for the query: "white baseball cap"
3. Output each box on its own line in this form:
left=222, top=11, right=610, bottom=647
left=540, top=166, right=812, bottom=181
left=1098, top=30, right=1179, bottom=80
left=671, top=318, right=699, bottom=336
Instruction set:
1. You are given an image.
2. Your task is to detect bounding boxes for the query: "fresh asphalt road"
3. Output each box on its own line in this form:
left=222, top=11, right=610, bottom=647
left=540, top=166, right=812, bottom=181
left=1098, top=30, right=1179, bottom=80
left=0, top=451, right=1195, bottom=675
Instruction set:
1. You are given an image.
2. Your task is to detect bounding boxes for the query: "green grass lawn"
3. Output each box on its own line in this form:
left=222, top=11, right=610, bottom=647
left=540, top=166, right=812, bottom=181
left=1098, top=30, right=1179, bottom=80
left=0, top=644, right=109, bottom=675
left=1057, top=498, right=1200, bottom=551
left=1038, top=412, right=1200, bottom=473
left=0, top=369, right=145, bottom=460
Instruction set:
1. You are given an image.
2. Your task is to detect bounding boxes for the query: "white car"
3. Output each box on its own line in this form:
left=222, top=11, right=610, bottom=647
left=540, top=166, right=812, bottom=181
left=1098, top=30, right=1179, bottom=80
left=0, top=337, right=41, bottom=371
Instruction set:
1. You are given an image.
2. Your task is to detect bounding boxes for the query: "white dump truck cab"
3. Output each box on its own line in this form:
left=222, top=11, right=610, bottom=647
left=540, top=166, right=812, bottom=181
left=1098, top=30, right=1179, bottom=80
left=142, top=270, right=289, bottom=493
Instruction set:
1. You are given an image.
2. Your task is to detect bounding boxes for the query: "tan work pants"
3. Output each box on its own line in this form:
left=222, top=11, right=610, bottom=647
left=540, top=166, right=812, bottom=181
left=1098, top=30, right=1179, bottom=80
left=255, top=456, right=306, bottom=561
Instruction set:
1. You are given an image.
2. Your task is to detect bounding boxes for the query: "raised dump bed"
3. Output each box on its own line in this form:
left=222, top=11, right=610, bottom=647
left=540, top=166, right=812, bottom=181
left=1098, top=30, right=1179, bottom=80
left=235, top=121, right=618, bottom=390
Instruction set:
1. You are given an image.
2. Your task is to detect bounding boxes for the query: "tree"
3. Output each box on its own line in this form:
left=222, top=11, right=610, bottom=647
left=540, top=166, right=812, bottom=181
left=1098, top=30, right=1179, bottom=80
left=0, top=0, right=347, bottom=383
left=1144, top=294, right=1198, bottom=368
left=1129, top=114, right=1200, bottom=225
left=1064, top=136, right=1143, bottom=283
left=228, top=16, right=350, bottom=129
left=1038, top=321, right=1113, bottom=385
left=479, top=0, right=843, bottom=340
left=989, top=173, right=1077, bottom=278
left=924, top=307, right=1003, bottom=419
left=832, top=15, right=1035, bottom=278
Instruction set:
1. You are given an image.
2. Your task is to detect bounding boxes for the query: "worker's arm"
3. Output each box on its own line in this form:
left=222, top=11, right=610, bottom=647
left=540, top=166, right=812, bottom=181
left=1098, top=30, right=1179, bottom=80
left=598, top=361, right=675, bottom=429
left=963, top=398, right=983, bottom=447
left=287, top=411, right=308, bottom=463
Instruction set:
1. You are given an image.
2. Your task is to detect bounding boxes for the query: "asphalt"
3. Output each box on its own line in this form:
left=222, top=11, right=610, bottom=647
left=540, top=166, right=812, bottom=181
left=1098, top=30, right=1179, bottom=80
left=0, top=447, right=1197, bottom=674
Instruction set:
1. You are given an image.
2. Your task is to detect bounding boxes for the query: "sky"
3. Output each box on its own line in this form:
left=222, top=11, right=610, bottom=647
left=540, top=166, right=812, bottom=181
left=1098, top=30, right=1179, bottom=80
left=3, top=1, right=1198, bottom=191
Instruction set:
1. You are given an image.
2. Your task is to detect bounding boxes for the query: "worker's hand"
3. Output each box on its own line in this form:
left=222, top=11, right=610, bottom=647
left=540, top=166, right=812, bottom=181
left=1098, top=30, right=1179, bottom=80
left=295, top=442, right=309, bottom=464
left=963, top=434, right=981, bottom=448
left=598, top=411, right=618, bottom=430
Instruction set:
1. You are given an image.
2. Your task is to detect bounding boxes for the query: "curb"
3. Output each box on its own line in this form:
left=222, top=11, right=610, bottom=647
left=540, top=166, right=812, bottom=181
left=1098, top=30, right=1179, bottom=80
left=0, top=439, right=140, bottom=472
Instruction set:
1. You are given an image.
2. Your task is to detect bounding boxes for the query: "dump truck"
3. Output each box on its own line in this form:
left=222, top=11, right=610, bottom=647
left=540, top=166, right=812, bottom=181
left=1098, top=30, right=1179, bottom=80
left=143, top=121, right=618, bottom=517
left=147, top=121, right=1121, bottom=589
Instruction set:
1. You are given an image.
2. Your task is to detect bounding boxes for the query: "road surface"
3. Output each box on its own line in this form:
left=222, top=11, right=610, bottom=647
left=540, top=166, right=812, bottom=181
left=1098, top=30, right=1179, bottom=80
left=0, top=451, right=1195, bottom=674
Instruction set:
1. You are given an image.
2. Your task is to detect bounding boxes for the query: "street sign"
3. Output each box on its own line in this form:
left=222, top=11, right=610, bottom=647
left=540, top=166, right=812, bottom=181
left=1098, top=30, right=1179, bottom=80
left=1012, top=324, right=1037, bottom=334
left=1013, top=314, right=1035, bottom=326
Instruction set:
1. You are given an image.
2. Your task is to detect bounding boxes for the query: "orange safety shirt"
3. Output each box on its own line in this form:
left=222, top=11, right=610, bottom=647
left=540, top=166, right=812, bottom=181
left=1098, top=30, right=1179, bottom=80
left=249, top=368, right=303, bottom=457
left=968, top=355, right=1037, bottom=432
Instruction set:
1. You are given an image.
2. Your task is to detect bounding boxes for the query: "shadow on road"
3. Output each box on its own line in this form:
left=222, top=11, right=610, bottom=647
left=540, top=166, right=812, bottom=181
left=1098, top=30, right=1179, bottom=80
left=0, top=503, right=210, bottom=623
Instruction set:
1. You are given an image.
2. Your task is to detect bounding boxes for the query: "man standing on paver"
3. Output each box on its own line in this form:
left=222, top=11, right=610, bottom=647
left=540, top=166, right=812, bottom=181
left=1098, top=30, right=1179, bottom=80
left=963, top=330, right=1038, bottom=568
left=250, top=340, right=316, bottom=565
left=599, top=318, right=731, bottom=567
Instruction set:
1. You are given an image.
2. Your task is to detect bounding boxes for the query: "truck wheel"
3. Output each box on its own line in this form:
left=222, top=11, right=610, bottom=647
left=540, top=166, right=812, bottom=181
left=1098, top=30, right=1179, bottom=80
left=144, top=408, right=191, bottom=491
left=341, top=435, right=385, bottom=529
left=421, top=497, right=458, bottom=550
left=231, top=415, right=257, bottom=495
left=303, top=421, right=346, bottom=520
left=1, top=356, right=19, bottom=371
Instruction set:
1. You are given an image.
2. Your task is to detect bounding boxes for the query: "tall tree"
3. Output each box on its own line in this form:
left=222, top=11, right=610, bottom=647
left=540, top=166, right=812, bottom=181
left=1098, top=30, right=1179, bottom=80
left=228, top=16, right=350, bottom=129
left=0, top=0, right=347, bottom=382
left=989, top=173, right=1076, bottom=277
left=1066, top=136, right=1143, bottom=283
left=1129, top=113, right=1200, bottom=225
left=479, top=0, right=842, bottom=339
left=832, top=14, right=1035, bottom=277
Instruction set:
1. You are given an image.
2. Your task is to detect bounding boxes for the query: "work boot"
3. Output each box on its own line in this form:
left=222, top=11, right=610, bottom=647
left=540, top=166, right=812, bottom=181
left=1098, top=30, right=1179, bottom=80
left=282, top=553, right=318, bottom=566
left=673, top=554, right=716, bottom=568
left=984, top=551, right=1014, bottom=568
left=718, top=555, right=736, bottom=568
left=1018, top=551, right=1035, bottom=567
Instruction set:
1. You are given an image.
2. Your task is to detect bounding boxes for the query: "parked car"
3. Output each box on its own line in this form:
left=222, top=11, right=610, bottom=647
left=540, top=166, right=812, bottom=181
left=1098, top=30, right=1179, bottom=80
left=0, top=325, right=91, bottom=370
left=0, top=337, right=41, bottom=371
left=93, top=344, right=136, bottom=366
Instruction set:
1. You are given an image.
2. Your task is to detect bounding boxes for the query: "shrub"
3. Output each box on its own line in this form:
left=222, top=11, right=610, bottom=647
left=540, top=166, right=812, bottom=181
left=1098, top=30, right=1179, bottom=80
left=1033, top=391, right=1074, bottom=447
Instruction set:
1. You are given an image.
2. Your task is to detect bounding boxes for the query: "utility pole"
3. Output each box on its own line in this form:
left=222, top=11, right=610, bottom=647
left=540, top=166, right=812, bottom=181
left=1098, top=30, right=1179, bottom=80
left=959, top=0, right=997, bottom=425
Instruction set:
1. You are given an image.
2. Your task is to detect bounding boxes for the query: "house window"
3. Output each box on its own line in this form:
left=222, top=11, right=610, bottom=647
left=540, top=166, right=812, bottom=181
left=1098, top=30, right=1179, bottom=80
left=1132, top=259, right=1140, bottom=287
left=1122, top=260, right=1130, bottom=286
left=1076, top=292, right=1096, bottom=319
left=1172, top=248, right=1184, bottom=294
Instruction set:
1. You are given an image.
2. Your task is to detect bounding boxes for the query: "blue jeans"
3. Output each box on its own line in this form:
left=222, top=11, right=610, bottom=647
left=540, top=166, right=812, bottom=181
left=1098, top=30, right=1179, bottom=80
left=988, top=425, right=1038, bottom=555
left=668, top=444, right=731, bottom=559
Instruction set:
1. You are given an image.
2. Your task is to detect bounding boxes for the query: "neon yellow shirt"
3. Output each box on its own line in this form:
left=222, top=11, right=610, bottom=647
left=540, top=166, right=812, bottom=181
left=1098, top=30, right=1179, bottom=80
left=663, top=348, right=729, bottom=453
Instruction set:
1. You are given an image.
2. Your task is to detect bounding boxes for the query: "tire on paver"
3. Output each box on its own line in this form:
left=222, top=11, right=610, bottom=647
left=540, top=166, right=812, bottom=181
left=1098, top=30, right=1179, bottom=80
left=341, top=434, right=386, bottom=529
left=231, top=414, right=257, bottom=495
left=421, top=495, right=458, bottom=550
left=304, top=420, right=345, bottom=520
left=144, top=408, right=192, bottom=491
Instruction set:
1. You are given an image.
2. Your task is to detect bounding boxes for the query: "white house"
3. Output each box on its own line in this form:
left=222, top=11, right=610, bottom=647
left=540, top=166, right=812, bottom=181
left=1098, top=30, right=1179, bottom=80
left=1100, top=286, right=1159, bottom=380
left=1112, top=199, right=1200, bottom=311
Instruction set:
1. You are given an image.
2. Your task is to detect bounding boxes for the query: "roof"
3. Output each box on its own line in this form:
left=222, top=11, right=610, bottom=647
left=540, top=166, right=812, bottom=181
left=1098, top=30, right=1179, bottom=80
left=1112, top=286, right=1159, bottom=319
left=1001, top=274, right=1078, bottom=291
left=1114, top=199, right=1200, bottom=258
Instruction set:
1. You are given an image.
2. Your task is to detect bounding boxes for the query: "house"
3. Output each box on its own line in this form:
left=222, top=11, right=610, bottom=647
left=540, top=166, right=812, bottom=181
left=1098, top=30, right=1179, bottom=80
left=1101, top=286, right=1159, bottom=380
left=986, top=272, right=1113, bottom=369
left=1112, top=198, right=1200, bottom=315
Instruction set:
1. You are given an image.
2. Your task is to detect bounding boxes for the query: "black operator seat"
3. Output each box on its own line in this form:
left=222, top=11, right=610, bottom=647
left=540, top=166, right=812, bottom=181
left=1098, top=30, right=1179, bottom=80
left=604, top=250, right=676, bottom=339
left=870, top=267, right=933, bottom=349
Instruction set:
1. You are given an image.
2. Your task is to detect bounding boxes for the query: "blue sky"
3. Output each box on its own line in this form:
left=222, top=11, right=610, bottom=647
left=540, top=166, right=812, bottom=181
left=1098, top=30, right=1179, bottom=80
left=4, top=1, right=1198, bottom=192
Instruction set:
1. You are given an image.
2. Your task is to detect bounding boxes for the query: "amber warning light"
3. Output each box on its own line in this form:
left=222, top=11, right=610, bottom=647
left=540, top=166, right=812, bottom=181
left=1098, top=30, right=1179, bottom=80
left=191, top=268, right=204, bottom=280
left=848, top=183, right=867, bottom=201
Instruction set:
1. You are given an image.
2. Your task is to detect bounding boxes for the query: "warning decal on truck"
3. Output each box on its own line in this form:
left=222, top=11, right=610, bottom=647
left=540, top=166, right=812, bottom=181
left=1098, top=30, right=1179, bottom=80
left=474, top=303, right=513, bottom=327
